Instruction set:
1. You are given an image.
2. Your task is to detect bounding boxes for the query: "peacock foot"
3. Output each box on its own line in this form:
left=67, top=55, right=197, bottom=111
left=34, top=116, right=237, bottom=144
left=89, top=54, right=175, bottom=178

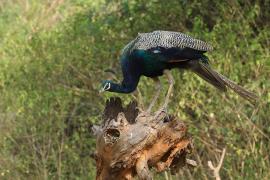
left=154, top=106, right=168, bottom=120
left=135, top=111, right=151, bottom=121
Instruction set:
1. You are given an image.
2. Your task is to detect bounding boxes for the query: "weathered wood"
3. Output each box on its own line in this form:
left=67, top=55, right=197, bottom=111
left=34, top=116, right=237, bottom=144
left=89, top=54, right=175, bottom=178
left=93, top=97, right=193, bottom=180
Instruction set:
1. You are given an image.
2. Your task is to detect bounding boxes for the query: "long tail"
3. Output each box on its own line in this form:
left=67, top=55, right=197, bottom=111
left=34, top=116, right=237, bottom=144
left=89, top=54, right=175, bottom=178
left=190, top=60, right=258, bottom=104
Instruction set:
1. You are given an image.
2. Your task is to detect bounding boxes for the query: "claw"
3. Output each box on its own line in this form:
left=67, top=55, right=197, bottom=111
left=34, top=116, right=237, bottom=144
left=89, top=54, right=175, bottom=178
left=135, top=111, right=151, bottom=121
left=154, top=106, right=168, bottom=119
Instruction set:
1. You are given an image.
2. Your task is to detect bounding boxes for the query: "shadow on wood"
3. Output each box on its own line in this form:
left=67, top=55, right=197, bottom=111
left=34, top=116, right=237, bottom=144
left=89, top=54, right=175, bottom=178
left=92, top=97, right=193, bottom=180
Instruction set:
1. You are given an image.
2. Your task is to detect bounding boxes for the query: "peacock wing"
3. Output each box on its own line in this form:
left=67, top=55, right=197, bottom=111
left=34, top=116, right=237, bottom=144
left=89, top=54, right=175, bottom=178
left=129, top=30, right=213, bottom=52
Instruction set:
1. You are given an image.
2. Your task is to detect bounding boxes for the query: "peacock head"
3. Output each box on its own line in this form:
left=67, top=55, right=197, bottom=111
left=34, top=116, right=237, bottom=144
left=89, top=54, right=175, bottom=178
left=99, top=80, right=114, bottom=93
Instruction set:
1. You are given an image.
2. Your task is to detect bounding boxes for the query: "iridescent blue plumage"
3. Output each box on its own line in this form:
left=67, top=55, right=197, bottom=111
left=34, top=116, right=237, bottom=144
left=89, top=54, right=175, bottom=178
left=100, top=30, right=257, bottom=109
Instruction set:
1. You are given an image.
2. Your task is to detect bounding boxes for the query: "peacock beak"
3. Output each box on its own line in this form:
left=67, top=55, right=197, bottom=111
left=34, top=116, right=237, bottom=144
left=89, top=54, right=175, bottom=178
left=99, top=88, right=105, bottom=93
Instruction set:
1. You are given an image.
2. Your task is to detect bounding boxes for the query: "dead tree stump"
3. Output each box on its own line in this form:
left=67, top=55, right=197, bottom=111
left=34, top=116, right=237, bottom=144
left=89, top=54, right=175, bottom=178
left=92, top=97, right=193, bottom=180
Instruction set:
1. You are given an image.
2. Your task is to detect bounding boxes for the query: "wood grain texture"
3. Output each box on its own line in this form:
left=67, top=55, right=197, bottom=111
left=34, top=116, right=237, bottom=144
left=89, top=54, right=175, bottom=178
left=93, top=97, right=193, bottom=180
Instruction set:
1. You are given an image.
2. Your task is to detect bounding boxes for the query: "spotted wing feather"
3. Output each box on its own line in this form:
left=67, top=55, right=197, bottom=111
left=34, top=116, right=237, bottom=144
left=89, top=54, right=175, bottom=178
left=122, top=31, right=213, bottom=54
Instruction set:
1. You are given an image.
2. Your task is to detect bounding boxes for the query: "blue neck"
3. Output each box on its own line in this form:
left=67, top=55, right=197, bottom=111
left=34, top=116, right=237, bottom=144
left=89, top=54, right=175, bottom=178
left=109, top=77, right=140, bottom=93
left=108, top=52, right=141, bottom=93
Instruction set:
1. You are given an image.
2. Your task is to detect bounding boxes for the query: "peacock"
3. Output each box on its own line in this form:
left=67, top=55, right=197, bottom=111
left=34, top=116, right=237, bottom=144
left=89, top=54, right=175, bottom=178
left=100, top=30, right=258, bottom=114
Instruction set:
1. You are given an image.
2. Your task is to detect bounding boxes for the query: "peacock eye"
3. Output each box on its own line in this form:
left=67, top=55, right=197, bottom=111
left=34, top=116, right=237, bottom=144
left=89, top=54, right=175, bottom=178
left=104, top=83, right=111, bottom=91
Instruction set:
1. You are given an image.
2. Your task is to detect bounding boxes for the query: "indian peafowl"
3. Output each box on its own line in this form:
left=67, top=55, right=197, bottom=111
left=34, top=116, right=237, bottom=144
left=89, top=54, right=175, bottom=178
left=100, top=30, right=258, bottom=114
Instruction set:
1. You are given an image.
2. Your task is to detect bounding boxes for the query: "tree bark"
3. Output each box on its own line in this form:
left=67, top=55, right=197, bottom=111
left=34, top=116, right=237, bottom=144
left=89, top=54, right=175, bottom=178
left=93, top=97, right=193, bottom=180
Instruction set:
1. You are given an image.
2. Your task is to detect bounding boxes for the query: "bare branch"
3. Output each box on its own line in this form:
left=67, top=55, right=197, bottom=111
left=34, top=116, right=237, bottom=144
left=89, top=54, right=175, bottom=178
left=208, top=148, right=226, bottom=180
left=186, top=159, right=197, bottom=167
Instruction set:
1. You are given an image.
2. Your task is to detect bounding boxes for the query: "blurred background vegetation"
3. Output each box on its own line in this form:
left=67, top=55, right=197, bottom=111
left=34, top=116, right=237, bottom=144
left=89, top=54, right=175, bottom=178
left=0, top=0, right=269, bottom=179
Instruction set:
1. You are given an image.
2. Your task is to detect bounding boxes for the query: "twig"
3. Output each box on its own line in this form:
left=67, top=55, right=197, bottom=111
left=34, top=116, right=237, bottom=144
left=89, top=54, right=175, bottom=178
left=208, top=148, right=226, bottom=180
left=186, top=158, right=197, bottom=167
left=164, top=171, right=169, bottom=180
left=195, top=153, right=208, bottom=180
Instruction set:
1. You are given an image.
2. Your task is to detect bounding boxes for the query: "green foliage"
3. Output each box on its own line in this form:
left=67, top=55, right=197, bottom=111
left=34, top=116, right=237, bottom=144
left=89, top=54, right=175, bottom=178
left=0, top=0, right=269, bottom=179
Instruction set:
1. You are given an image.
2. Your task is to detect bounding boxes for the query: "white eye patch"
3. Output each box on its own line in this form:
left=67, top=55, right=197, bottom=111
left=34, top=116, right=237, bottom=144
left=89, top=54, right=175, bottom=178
left=153, top=49, right=161, bottom=53
left=104, top=82, right=111, bottom=91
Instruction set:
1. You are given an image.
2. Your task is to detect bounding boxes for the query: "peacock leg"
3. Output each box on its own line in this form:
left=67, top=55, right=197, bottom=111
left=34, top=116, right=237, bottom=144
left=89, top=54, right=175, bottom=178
left=146, top=77, right=161, bottom=113
left=155, top=70, right=174, bottom=118
left=163, top=70, right=174, bottom=109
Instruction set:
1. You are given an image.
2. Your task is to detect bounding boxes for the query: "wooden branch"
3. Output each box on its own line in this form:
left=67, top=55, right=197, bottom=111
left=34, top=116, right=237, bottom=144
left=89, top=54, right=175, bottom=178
left=93, top=97, right=193, bottom=180
left=208, top=148, right=226, bottom=180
